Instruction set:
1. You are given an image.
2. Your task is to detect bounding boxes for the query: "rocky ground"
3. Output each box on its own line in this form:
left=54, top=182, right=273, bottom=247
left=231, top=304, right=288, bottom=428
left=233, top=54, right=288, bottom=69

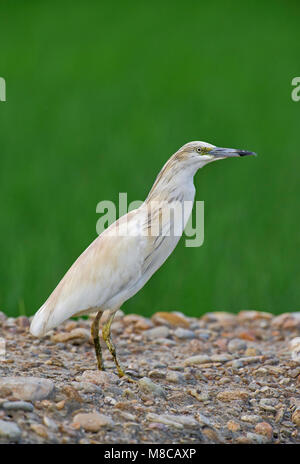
left=0, top=309, right=299, bottom=444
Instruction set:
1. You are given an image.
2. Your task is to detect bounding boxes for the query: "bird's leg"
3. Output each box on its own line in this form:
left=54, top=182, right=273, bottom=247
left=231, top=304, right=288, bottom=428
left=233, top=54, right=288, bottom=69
left=102, top=312, right=124, bottom=377
left=91, top=310, right=105, bottom=371
left=102, top=312, right=130, bottom=380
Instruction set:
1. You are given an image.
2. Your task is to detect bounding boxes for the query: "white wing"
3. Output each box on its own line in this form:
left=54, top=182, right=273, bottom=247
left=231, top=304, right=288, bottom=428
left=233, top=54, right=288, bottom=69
left=30, top=209, right=148, bottom=336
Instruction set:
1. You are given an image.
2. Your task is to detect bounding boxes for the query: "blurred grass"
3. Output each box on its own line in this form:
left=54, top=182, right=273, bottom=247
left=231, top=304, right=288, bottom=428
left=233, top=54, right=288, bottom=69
left=1, top=0, right=300, bottom=318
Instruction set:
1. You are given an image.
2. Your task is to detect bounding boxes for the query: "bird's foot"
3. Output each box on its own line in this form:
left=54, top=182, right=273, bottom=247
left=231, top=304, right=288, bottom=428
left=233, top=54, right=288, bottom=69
left=116, top=366, right=138, bottom=383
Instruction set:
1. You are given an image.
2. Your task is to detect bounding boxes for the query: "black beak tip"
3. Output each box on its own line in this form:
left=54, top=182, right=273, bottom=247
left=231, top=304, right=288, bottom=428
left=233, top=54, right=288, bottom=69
left=238, top=150, right=257, bottom=157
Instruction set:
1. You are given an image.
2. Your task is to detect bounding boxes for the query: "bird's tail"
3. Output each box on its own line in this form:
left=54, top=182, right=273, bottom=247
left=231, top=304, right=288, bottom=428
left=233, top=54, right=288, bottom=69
left=30, top=302, right=54, bottom=337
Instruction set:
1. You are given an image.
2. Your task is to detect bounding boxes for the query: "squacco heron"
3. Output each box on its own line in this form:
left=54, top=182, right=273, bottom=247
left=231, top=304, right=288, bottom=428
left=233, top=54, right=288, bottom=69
left=30, top=141, right=256, bottom=379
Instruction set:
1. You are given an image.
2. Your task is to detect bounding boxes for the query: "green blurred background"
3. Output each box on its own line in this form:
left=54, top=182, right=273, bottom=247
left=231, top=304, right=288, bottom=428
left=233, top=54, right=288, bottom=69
left=1, top=0, right=300, bottom=318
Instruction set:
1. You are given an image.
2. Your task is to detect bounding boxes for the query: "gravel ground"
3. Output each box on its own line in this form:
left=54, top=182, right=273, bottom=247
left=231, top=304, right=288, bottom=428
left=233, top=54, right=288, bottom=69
left=0, top=309, right=299, bottom=444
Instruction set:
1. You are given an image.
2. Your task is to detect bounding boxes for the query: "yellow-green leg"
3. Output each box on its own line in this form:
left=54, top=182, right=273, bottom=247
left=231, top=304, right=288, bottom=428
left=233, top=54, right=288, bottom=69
left=91, top=310, right=105, bottom=371
left=102, top=312, right=136, bottom=382
left=102, top=312, right=125, bottom=377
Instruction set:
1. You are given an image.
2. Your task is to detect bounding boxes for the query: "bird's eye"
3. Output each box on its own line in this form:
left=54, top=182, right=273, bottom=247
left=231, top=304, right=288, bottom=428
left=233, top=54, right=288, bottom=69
left=196, top=147, right=202, bottom=153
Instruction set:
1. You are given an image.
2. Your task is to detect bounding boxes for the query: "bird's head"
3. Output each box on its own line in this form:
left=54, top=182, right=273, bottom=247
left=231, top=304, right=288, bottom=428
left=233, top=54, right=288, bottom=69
left=176, top=141, right=256, bottom=169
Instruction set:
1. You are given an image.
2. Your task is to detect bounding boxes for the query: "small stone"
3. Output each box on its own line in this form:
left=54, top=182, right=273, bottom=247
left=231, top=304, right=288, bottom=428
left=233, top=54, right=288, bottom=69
left=244, top=347, right=261, bottom=357
left=0, top=377, right=54, bottom=401
left=184, top=355, right=210, bottom=366
left=75, top=382, right=102, bottom=394
left=64, top=321, right=77, bottom=331
left=272, top=313, right=300, bottom=329
left=238, top=331, right=256, bottom=342
left=15, top=316, right=30, bottom=329
left=76, top=370, right=118, bottom=385
left=51, top=328, right=90, bottom=344
left=202, top=426, right=222, bottom=443
left=292, top=409, right=300, bottom=426
left=2, top=401, right=34, bottom=412
left=148, top=370, right=166, bottom=379
left=246, top=432, right=268, bottom=444
left=241, top=414, right=261, bottom=424
left=30, top=423, right=49, bottom=439
left=173, top=328, right=195, bottom=339
left=143, top=326, right=170, bottom=340
left=43, top=415, right=58, bottom=431
left=255, top=422, right=273, bottom=439
left=56, top=400, right=65, bottom=410
left=213, top=338, right=228, bottom=351
left=115, top=410, right=136, bottom=421
left=201, top=312, right=237, bottom=325
left=72, top=412, right=114, bottom=432
left=259, top=398, right=277, bottom=412
left=151, top=312, right=190, bottom=328
left=188, top=339, right=205, bottom=353
left=188, top=389, right=210, bottom=402
left=227, top=338, right=247, bottom=353
left=227, top=420, right=240, bottom=432
left=62, top=385, right=83, bottom=402
left=135, top=318, right=154, bottom=331
left=289, top=337, right=300, bottom=363
left=216, top=390, right=249, bottom=402
left=275, top=406, right=285, bottom=423
left=138, top=377, right=166, bottom=398
left=210, top=354, right=233, bottom=362
left=231, top=360, right=244, bottom=369
left=166, top=371, right=184, bottom=383
left=0, top=419, right=21, bottom=440
left=104, top=396, right=117, bottom=406
left=146, top=413, right=181, bottom=429
left=146, top=413, right=198, bottom=429
left=238, top=310, right=273, bottom=321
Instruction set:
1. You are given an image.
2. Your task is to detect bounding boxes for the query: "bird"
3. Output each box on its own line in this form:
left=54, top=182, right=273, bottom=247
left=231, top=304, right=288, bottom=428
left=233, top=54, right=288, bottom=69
left=30, top=141, right=256, bottom=379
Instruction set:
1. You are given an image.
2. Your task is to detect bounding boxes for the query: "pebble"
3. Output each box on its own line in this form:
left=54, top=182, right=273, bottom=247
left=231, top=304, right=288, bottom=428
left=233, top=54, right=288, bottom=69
left=272, top=312, right=300, bottom=329
left=73, top=382, right=102, bottom=394
left=30, top=423, right=49, bottom=439
left=289, top=337, right=300, bottom=363
left=246, top=432, right=269, bottom=444
left=138, top=377, right=166, bottom=398
left=173, top=328, right=195, bottom=340
left=184, top=355, right=210, bottom=366
left=238, top=310, right=273, bottom=321
left=259, top=398, right=277, bottom=412
left=227, top=338, right=247, bottom=353
left=135, top=318, right=154, bottom=331
left=241, top=414, right=261, bottom=424
left=148, top=370, right=166, bottom=379
left=255, top=422, right=273, bottom=439
left=1, top=310, right=299, bottom=444
left=43, top=415, right=58, bottom=431
left=0, top=419, right=21, bottom=440
left=201, top=312, right=237, bottom=324
left=72, top=412, right=114, bottom=431
left=146, top=413, right=198, bottom=429
left=143, top=326, right=170, bottom=340
left=151, top=312, right=190, bottom=328
left=216, top=390, right=249, bottom=402
left=188, top=390, right=210, bottom=402
left=165, top=371, right=184, bottom=383
left=76, top=370, right=118, bottom=385
left=227, top=420, right=240, bottom=432
left=2, top=401, right=34, bottom=412
left=0, top=377, right=54, bottom=401
left=292, top=409, right=300, bottom=426
left=51, top=328, right=90, bottom=344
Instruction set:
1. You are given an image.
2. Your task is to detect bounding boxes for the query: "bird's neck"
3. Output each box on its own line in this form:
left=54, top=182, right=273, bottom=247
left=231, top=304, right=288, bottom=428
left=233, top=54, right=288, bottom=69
left=145, top=156, right=197, bottom=205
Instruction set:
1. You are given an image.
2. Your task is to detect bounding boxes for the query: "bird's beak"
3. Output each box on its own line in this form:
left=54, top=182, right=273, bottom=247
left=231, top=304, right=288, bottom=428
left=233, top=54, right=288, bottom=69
left=209, top=147, right=257, bottom=158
